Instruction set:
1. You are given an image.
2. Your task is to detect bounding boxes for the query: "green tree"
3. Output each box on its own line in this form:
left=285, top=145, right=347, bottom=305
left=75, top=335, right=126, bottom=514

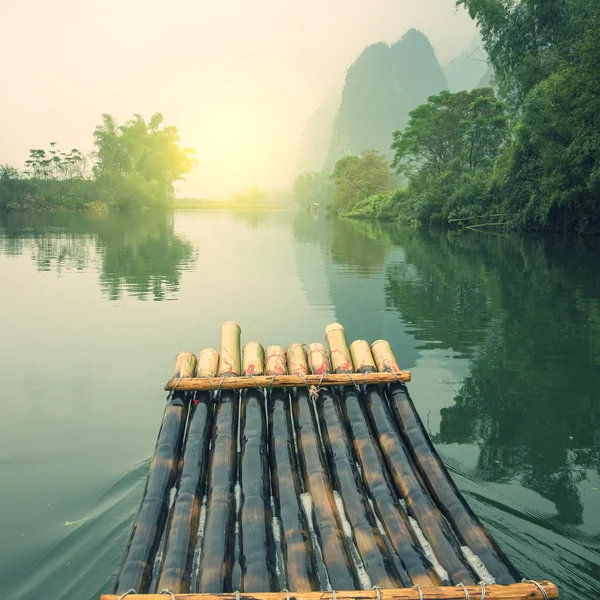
left=331, top=150, right=395, bottom=215
left=390, top=89, right=509, bottom=223
left=292, top=171, right=333, bottom=208
left=93, top=112, right=197, bottom=209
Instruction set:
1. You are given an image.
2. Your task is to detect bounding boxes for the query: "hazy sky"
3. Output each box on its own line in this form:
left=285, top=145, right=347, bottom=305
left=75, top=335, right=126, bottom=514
left=0, top=0, right=478, bottom=197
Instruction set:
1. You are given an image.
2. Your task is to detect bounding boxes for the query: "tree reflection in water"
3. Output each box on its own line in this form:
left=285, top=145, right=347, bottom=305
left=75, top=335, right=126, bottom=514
left=0, top=211, right=196, bottom=301
left=382, top=227, right=600, bottom=526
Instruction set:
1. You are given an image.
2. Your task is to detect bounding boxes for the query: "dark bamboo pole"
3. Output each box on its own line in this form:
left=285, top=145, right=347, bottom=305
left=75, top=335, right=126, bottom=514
left=286, top=343, right=360, bottom=591
left=239, top=342, right=277, bottom=592
left=157, top=350, right=219, bottom=593
left=371, top=342, right=519, bottom=584
left=197, top=323, right=241, bottom=592
left=115, top=352, right=197, bottom=594
left=360, top=344, right=475, bottom=585
left=266, top=346, right=319, bottom=591
left=345, top=340, right=439, bottom=589
left=319, top=327, right=406, bottom=588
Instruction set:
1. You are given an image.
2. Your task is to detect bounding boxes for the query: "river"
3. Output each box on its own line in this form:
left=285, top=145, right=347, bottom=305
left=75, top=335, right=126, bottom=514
left=0, top=210, right=599, bottom=600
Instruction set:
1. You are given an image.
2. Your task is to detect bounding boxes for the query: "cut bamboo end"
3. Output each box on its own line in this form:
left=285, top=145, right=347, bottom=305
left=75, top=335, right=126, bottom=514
left=286, top=343, right=309, bottom=376
left=371, top=340, right=401, bottom=374
left=243, top=342, right=265, bottom=375
left=218, top=321, right=241, bottom=377
left=325, top=322, right=354, bottom=374
left=197, top=349, right=219, bottom=378
left=306, top=342, right=331, bottom=375
left=265, top=346, right=287, bottom=376
left=350, top=340, right=377, bottom=373
left=171, top=351, right=198, bottom=380
left=164, top=372, right=411, bottom=392
left=101, top=580, right=558, bottom=600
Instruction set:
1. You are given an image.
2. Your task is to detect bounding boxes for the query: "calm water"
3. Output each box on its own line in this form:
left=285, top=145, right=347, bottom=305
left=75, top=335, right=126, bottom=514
left=0, top=210, right=599, bottom=600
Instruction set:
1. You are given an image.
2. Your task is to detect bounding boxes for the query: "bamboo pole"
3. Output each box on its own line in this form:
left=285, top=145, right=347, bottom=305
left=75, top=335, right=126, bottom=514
left=101, top=581, right=558, bottom=600
left=325, top=323, right=354, bottom=374
left=239, top=343, right=276, bottom=591
left=243, top=342, right=266, bottom=376
left=157, top=351, right=218, bottom=593
left=197, top=349, right=219, bottom=378
left=343, top=341, right=438, bottom=587
left=164, top=372, right=411, bottom=392
left=361, top=383, right=475, bottom=584
left=314, top=329, right=407, bottom=588
left=197, top=326, right=242, bottom=592
left=374, top=347, right=519, bottom=584
left=267, top=347, right=319, bottom=591
left=114, top=352, right=197, bottom=594
left=286, top=344, right=360, bottom=590
left=306, top=342, right=331, bottom=375
left=218, top=321, right=242, bottom=377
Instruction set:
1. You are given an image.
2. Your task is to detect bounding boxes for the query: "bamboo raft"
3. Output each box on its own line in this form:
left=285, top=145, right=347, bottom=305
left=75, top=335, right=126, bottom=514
left=105, top=322, right=558, bottom=600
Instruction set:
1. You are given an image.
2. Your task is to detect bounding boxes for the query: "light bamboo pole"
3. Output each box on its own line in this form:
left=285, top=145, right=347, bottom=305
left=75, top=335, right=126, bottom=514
left=266, top=346, right=318, bottom=591
left=165, top=372, right=411, bottom=392
left=346, top=341, right=439, bottom=588
left=101, top=579, right=558, bottom=600
left=239, top=343, right=277, bottom=592
left=372, top=343, right=519, bottom=585
left=157, top=350, right=219, bottom=593
left=362, top=344, right=475, bottom=585
left=320, top=326, right=407, bottom=588
left=197, top=324, right=241, bottom=592
left=115, top=352, right=197, bottom=594
left=286, top=343, right=360, bottom=590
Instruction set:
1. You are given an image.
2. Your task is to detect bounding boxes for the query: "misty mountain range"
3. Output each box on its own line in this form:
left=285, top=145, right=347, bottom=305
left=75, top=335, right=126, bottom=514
left=295, top=29, right=491, bottom=175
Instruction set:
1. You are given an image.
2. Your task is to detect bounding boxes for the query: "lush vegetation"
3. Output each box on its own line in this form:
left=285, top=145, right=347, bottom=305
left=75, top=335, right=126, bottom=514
left=301, top=0, right=600, bottom=233
left=292, top=171, right=333, bottom=208
left=0, top=113, right=196, bottom=212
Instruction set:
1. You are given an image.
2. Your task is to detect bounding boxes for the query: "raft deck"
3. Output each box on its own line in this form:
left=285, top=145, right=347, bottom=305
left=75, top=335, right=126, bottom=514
left=104, top=322, right=558, bottom=600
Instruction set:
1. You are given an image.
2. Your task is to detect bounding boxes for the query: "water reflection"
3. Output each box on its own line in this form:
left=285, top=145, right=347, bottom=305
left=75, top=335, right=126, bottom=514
left=0, top=211, right=196, bottom=301
left=326, top=221, right=600, bottom=529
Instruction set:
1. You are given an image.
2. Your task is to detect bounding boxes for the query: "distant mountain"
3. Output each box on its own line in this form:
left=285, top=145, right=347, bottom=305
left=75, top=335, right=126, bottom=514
left=444, top=36, right=491, bottom=92
left=294, top=92, right=340, bottom=175
left=325, top=29, right=448, bottom=170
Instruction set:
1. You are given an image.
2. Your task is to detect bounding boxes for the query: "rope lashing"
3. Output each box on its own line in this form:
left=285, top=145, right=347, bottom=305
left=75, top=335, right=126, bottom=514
left=160, top=590, right=176, bottom=600
left=522, top=579, right=549, bottom=600
left=266, top=374, right=277, bottom=393
left=235, top=590, right=241, bottom=600
left=346, top=372, right=362, bottom=394
left=412, top=585, right=423, bottom=600
left=478, top=581, right=486, bottom=600
left=372, top=585, right=382, bottom=600
left=282, top=588, right=291, bottom=600
left=248, top=373, right=266, bottom=397
left=116, top=590, right=137, bottom=600
left=215, top=375, right=227, bottom=397
left=168, top=375, right=183, bottom=399
left=332, top=590, right=337, bottom=600
left=455, top=583, right=470, bottom=600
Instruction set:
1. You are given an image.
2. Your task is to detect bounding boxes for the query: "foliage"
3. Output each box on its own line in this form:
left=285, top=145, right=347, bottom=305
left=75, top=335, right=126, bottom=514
left=386, top=88, right=510, bottom=224
left=93, top=113, right=197, bottom=210
left=330, top=150, right=396, bottom=215
left=0, top=143, right=94, bottom=211
left=455, top=0, right=600, bottom=232
left=0, top=113, right=197, bottom=213
left=292, top=171, right=333, bottom=207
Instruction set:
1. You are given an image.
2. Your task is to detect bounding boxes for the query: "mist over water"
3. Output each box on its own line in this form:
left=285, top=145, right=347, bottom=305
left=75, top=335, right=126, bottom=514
left=0, top=210, right=598, bottom=599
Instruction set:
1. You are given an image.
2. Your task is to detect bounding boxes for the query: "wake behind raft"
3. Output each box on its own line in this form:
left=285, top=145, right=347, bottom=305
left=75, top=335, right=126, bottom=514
left=104, top=322, right=558, bottom=600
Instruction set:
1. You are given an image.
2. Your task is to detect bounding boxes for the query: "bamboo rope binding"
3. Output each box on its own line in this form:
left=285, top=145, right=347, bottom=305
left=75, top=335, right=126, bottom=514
left=101, top=580, right=558, bottom=600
